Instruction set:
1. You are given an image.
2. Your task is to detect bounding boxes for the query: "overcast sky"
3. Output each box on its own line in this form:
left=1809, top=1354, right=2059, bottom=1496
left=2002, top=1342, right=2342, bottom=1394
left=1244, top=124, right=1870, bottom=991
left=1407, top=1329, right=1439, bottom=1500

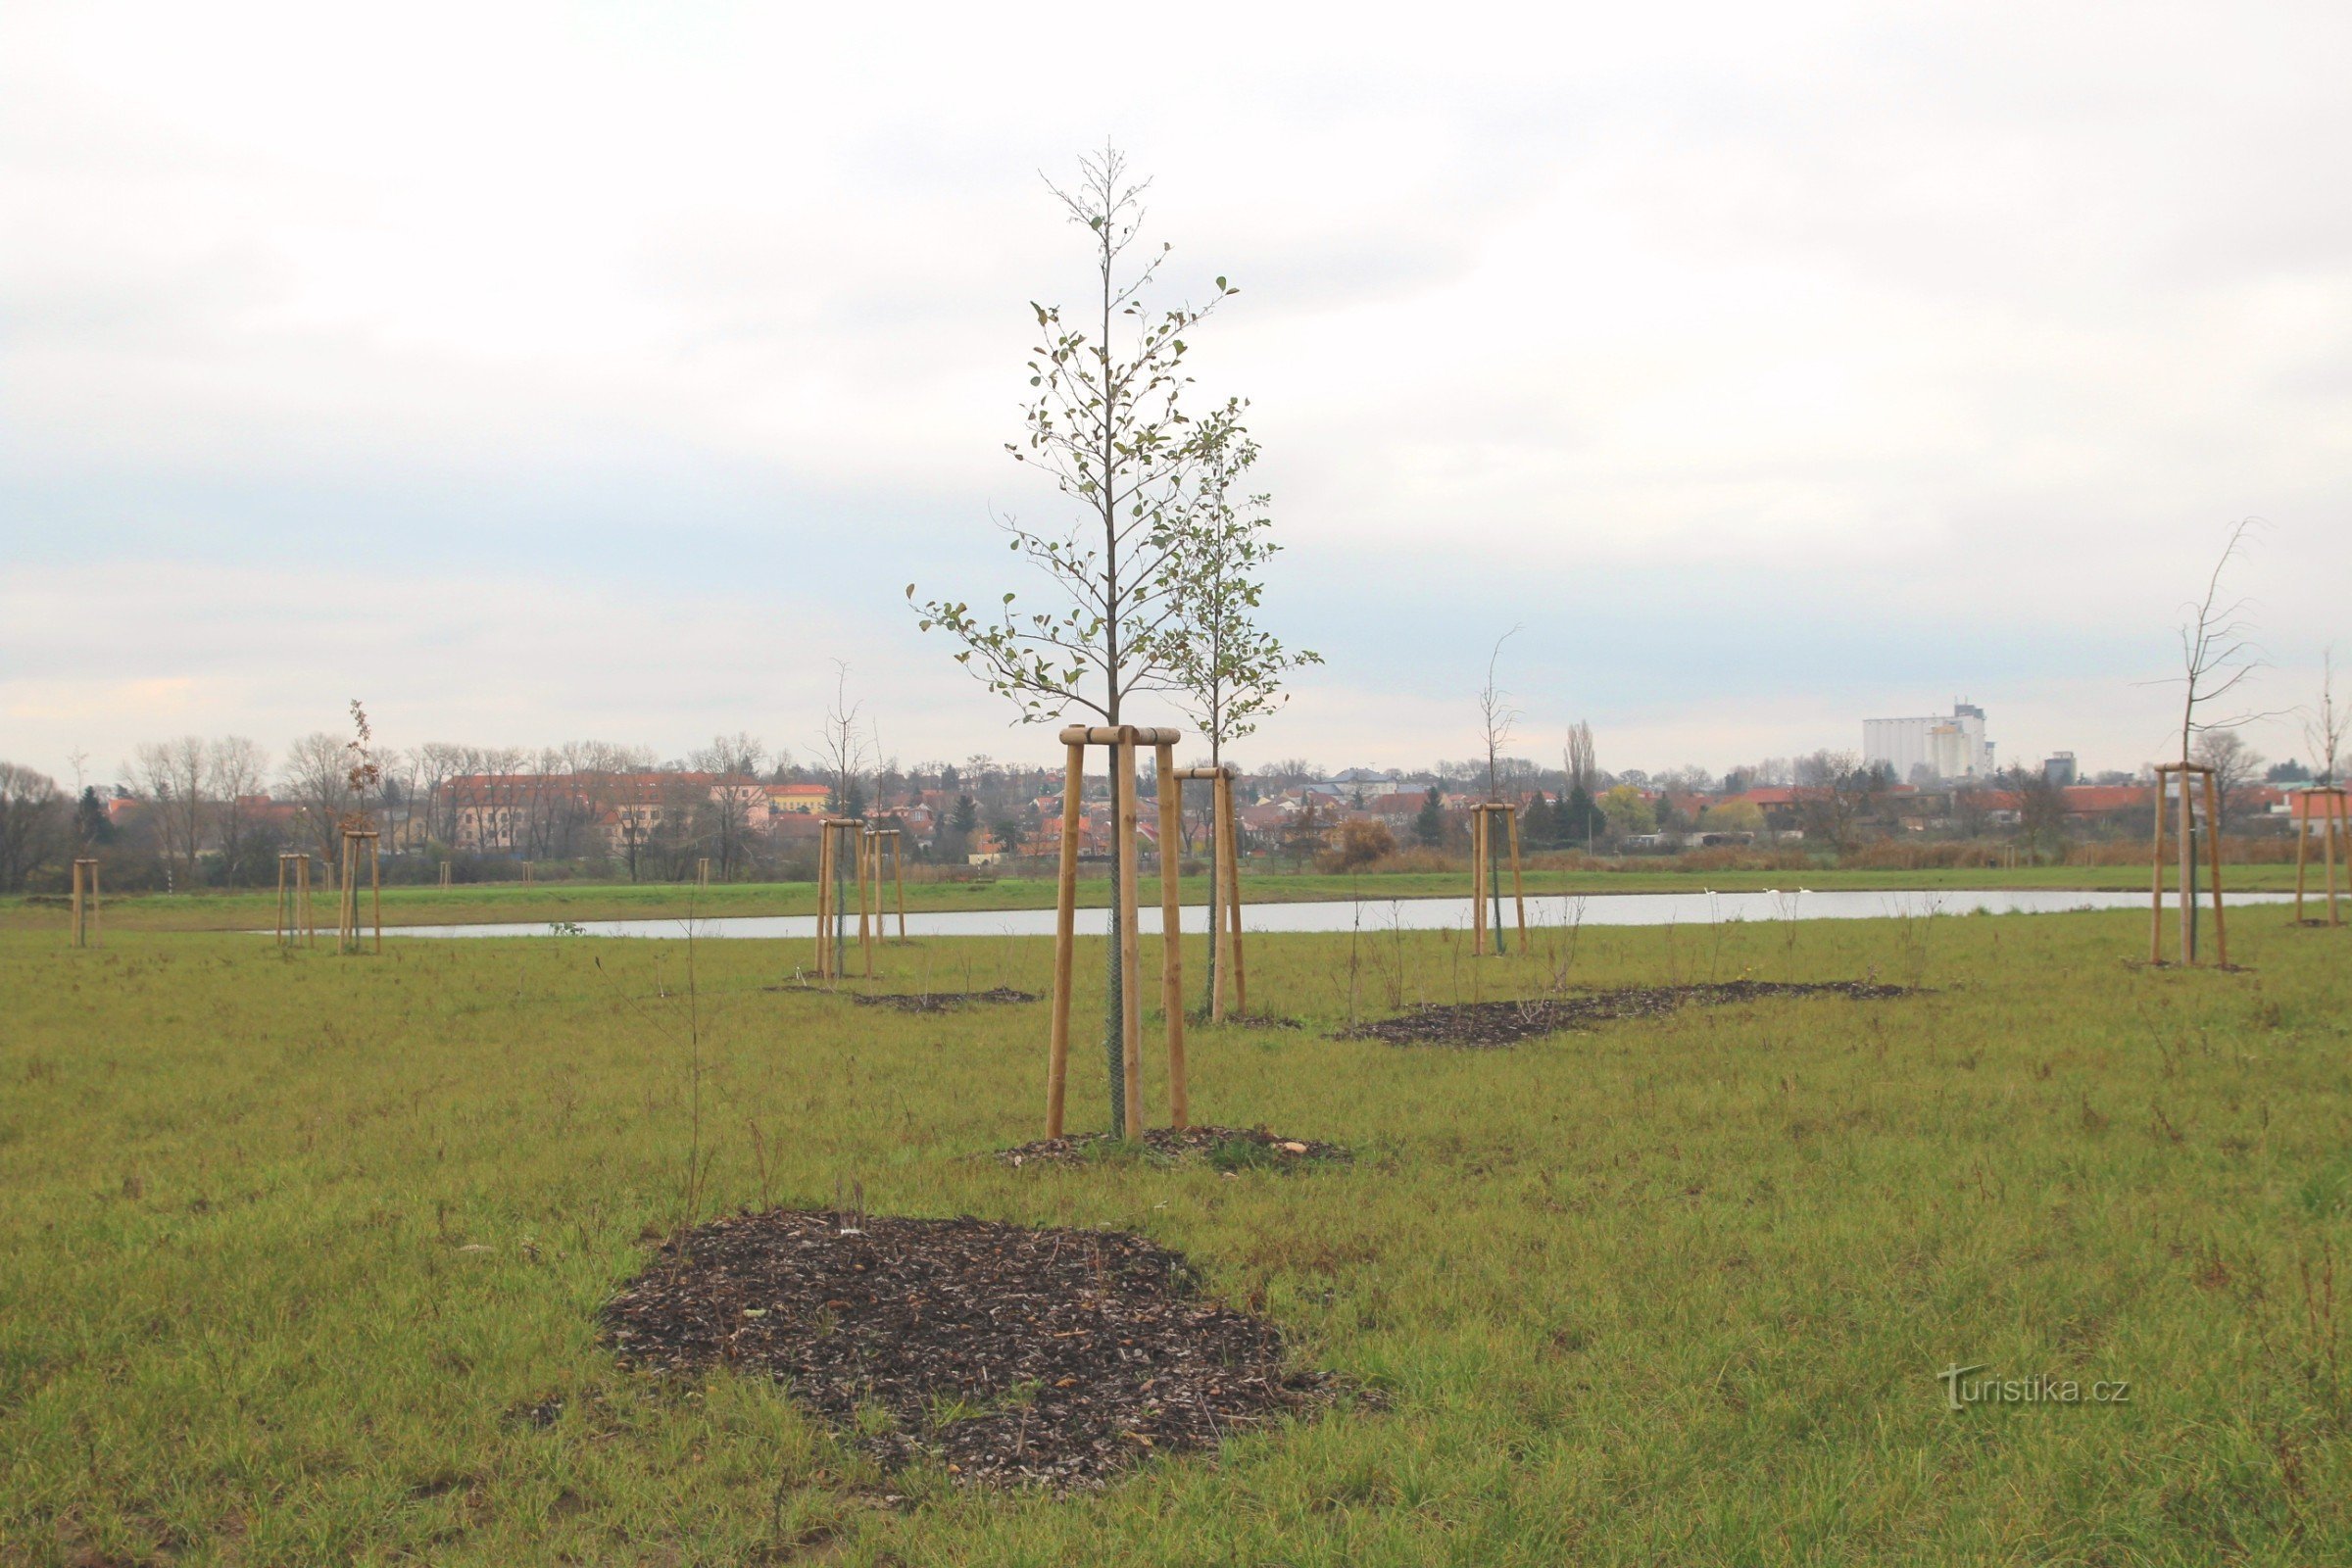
left=4, top=1, right=2347, bottom=789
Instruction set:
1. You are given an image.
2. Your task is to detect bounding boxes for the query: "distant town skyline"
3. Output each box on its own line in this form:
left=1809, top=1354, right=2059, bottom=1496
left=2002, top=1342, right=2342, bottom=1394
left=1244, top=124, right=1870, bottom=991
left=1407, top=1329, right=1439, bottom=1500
left=5, top=2, right=2346, bottom=787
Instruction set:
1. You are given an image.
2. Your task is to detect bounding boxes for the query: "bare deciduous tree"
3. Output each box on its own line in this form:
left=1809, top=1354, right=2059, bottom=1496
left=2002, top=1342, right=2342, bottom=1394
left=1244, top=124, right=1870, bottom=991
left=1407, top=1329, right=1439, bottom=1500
left=2308, top=648, right=2345, bottom=787
left=690, top=732, right=767, bottom=876
left=278, top=733, right=352, bottom=862
left=1563, top=720, right=1597, bottom=797
left=130, top=737, right=208, bottom=887
left=2191, top=729, right=2265, bottom=829
left=1478, top=627, right=1522, bottom=803
left=2148, top=518, right=2273, bottom=958
left=2167, top=517, right=2269, bottom=762
left=209, top=737, right=270, bottom=886
left=1998, top=763, right=2069, bottom=862
left=814, top=664, right=872, bottom=820
left=1795, top=749, right=1881, bottom=855
left=0, top=762, right=68, bottom=892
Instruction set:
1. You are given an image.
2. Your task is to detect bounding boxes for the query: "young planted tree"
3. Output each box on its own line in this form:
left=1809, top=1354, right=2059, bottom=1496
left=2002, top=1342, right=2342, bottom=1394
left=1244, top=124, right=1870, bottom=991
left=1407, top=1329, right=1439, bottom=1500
left=2308, top=648, right=2344, bottom=787
left=910, top=145, right=1235, bottom=1136
left=1475, top=628, right=1522, bottom=949
left=814, top=664, right=871, bottom=818
left=2155, top=518, right=2270, bottom=958
left=1163, top=408, right=1319, bottom=1012
left=343, top=701, right=381, bottom=831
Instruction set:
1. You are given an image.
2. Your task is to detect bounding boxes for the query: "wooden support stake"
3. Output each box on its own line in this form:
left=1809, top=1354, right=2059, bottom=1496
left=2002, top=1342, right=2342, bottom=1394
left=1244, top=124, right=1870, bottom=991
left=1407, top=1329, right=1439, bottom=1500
left=1116, top=730, right=1145, bottom=1138
left=439, top=861, right=452, bottom=889
left=1505, top=805, right=1527, bottom=945
left=1221, top=772, right=1247, bottom=1016
left=893, top=832, right=907, bottom=941
left=2329, top=791, right=2344, bottom=926
left=2203, top=770, right=2228, bottom=967
left=71, top=858, right=101, bottom=948
left=1471, top=808, right=1489, bottom=956
left=2297, top=790, right=2311, bottom=923
left=2149, top=777, right=2166, bottom=964
left=858, top=830, right=875, bottom=977
left=1155, top=741, right=1187, bottom=1128
left=2177, top=766, right=2194, bottom=963
left=1047, top=741, right=1084, bottom=1139
left=814, top=825, right=833, bottom=978
left=1210, top=773, right=1232, bottom=1022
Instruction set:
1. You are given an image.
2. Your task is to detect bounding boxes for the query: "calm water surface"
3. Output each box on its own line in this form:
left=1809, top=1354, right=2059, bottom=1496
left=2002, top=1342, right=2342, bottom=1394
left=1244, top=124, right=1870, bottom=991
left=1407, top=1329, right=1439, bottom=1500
left=378, top=887, right=2290, bottom=941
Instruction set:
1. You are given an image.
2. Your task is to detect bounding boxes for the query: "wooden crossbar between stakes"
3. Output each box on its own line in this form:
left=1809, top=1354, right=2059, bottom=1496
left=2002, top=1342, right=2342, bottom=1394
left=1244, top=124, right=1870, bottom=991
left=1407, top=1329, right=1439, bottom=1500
left=70, top=858, right=101, bottom=949
left=336, top=829, right=382, bottom=956
left=1468, top=802, right=1526, bottom=956
left=2293, top=785, right=2348, bottom=927
left=1173, top=765, right=1247, bottom=1021
left=275, top=852, right=317, bottom=948
left=1047, top=724, right=1189, bottom=1139
left=2148, top=763, right=2228, bottom=967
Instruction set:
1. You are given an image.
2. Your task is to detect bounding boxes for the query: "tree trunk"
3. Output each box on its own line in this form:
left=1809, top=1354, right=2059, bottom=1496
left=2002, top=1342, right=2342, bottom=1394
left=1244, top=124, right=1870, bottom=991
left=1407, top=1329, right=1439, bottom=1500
left=1201, top=740, right=1221, bottom=1017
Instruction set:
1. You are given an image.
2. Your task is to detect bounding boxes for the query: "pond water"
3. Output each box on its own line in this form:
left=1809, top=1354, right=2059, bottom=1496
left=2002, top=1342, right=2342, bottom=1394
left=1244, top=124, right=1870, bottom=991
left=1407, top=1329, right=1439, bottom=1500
left=378, top=887, right=2291, bottom=941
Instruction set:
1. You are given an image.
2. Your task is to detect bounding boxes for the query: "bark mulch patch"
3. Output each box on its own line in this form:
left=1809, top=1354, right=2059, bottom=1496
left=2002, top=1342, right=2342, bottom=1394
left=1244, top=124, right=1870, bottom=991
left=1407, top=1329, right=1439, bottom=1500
left=600, top=1209, right=1332, bottom=1491
left=992, top=1124, right=1349, bottom=1171
left=851, top=988, right=1040, bottom=1013
left=1341, top=979, right=1919, bottom=1049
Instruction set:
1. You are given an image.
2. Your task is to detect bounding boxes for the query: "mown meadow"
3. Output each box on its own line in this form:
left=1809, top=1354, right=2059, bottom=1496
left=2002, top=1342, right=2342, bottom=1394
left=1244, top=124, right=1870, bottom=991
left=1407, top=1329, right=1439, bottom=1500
left=2, top=904, right=2347, bottom=1564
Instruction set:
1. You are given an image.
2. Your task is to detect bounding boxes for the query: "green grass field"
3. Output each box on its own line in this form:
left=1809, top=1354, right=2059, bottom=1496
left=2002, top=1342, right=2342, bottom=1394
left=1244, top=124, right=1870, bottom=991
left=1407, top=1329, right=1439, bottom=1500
left=3, top=906, right=2348, bottom=1564
left=0, top=859, right=2309, bottom=934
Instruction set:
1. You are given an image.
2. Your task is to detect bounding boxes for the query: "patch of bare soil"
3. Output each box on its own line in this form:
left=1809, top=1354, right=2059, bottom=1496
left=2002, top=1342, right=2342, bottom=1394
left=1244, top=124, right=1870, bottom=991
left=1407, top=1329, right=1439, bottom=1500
left=851, top=988, right=1040, bottom=1013
left=600, top=1210, right=1333, bottom=1491
left=992, top=1124, right=1349, bottom=1170
left=1341, top=979, right=1918, bottom=1048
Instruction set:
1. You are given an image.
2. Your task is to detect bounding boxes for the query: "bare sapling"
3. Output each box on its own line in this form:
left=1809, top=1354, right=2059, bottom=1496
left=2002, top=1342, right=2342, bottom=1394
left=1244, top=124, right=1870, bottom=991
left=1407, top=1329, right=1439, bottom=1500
left=2146, top=518, right=2270, bottom=964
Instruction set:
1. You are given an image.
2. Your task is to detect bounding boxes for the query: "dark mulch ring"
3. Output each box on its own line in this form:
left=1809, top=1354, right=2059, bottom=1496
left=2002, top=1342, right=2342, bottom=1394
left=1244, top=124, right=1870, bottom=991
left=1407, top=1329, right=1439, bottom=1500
left=601, top=1210, right=1335, bottom=1491
left=1341, top=979, right=1920, bottom=1048
left=852, top=988, right=1041, bottom=1012
left=992, top=1124, right=1350, bottom=1170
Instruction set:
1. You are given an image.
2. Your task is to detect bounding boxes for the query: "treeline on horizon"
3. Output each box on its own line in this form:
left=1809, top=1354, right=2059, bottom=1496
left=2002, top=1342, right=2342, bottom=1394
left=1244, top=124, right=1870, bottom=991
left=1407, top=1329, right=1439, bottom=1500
left=0, top=721, right=2326, bottom=897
